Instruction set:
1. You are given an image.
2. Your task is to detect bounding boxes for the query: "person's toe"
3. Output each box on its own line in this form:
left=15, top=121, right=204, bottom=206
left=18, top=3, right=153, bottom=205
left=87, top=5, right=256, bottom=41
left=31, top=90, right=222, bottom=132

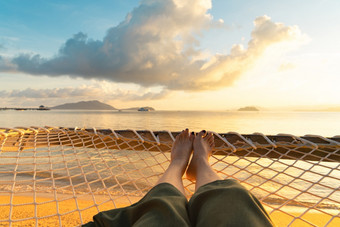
left=197, top=130, right=206, bottom=137
left=180, top=129, right=186, bottom=137
left=189, top=131, right=195, bottom=141
left=185, top=128, right=190, bottom=137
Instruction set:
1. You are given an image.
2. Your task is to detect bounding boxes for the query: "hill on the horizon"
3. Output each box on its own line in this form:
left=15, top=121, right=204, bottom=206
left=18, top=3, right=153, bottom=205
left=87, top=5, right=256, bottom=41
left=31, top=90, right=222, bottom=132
left=122, top=106, right=155, bottom=111
left=238, top=106, right=259, bottom=111
left=52, top=100, right=117, bottom=110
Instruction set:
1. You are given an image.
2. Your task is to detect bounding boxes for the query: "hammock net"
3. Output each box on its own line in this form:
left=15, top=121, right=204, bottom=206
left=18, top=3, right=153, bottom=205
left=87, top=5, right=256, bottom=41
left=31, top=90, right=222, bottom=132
left=0, top=127, right=339, bottom=226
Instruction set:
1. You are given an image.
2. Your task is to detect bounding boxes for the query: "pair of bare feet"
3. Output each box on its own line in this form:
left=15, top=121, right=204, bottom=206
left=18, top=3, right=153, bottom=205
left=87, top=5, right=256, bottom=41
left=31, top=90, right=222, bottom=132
left=157, top=129, right=221, bottom=194
left=171, top=128, right=214, bottom=180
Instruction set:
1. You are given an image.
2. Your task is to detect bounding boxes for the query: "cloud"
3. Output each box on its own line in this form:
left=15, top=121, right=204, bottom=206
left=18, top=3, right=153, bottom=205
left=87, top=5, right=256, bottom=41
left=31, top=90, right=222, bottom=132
left=0, top=0, right=305, bottom=91
left=113, top=89, right=170, bottom=101
left=2, top=87, right=99, bottom=99
left=278, top=62, right=296, bottom=72
left=0, top=55, right=17, bottom=72
left=0, top=85, right=169, bottom=101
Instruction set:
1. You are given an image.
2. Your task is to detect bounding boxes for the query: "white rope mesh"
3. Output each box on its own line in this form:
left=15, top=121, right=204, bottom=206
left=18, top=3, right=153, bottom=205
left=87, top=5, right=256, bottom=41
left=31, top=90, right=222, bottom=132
left=0, top=127, right=339, bottom=226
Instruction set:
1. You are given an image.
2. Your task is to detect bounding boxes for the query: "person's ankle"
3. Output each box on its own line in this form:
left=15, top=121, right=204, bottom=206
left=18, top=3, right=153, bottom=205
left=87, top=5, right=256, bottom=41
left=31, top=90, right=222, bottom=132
left=169, top=159, right=188, bottom=171
left=192, top=155, right=209, bottom=164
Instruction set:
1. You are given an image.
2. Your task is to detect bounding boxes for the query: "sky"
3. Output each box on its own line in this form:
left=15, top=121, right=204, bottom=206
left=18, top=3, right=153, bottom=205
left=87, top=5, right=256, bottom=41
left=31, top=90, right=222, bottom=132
left=0, top=0, right=339, bottom=110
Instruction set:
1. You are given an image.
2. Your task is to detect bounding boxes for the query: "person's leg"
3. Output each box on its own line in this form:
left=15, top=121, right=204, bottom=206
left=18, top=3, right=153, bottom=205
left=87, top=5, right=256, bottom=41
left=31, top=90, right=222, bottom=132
left=157, top=128, right=194, bottom=194
left=186, top=130, right=274, bottom=227
left=186, top=130, right=221, bottom=191
left=84, top=129, right=193, bottom=227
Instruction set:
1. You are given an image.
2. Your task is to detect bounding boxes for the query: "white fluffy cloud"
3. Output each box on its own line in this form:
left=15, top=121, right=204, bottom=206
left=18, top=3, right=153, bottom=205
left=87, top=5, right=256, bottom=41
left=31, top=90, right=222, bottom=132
left=0, top=85, right=168, bottom=101
left=0, top=0, right=304, bottom=91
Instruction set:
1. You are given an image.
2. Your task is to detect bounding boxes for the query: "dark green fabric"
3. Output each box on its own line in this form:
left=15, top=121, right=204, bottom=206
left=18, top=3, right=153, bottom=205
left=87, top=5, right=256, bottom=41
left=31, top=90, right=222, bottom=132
left=84, top=180, right=274, bottom=227
left=188, top=179, right=274, bottom=227
left=83, top=183, right=190, bottom=227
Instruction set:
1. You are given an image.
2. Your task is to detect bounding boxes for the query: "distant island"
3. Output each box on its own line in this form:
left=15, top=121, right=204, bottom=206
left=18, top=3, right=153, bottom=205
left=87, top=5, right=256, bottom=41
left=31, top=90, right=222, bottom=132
left=2, top=100, right=157, bottom=111
left=138, top=107, right=155, bottom=111
left=52, top=100, right=117, bottom=110
left=120, top=106, right=155, bottom=111
left=51, top=100, right=156, bottom=111
left=238, top=106, right=259, bottom=111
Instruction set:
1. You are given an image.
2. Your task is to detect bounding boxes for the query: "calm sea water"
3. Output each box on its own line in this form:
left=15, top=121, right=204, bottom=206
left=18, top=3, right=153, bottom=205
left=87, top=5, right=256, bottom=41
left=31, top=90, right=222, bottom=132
left=0, top=109, right=339, bottom=136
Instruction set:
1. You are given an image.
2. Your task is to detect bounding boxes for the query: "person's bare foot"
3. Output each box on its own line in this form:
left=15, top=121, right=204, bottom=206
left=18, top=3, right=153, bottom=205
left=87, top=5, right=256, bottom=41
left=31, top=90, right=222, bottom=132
left=186, top=130, right=215, bottom=181
left=170, top=129, right=194, bottom=175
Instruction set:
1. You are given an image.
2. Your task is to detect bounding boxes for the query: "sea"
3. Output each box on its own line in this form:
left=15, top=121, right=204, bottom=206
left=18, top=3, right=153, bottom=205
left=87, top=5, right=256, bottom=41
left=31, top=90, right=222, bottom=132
left=0, top=109, right=340, bottom=136
left=0, top=109, right=339, bottom=208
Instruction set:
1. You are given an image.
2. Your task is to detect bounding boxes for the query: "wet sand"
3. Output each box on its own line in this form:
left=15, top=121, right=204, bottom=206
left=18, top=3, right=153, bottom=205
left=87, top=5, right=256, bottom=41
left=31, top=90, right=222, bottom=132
left=0, top=194, right=339, bottom=226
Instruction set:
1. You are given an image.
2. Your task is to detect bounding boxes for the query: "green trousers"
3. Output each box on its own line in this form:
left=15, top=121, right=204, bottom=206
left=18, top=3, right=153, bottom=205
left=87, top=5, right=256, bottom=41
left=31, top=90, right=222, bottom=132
left=84, top=179, right=274, bottom=227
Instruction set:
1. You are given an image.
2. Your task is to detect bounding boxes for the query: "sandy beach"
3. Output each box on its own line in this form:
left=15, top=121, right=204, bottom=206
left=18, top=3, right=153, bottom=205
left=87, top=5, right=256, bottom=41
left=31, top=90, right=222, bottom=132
left=0, top=193, right=139, bottom=226
left=0, top=194, right=339, bottom=226
left=265, top=205, right=340, bottom=227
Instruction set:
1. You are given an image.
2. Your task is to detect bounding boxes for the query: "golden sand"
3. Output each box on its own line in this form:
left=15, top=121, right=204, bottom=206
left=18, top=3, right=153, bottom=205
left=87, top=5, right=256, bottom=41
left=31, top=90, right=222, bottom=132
left=0, top=195, right=339, bottom=227
left=0, top=194, right=138, bottom=226
left=264, top=205, right=340, bottom=227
